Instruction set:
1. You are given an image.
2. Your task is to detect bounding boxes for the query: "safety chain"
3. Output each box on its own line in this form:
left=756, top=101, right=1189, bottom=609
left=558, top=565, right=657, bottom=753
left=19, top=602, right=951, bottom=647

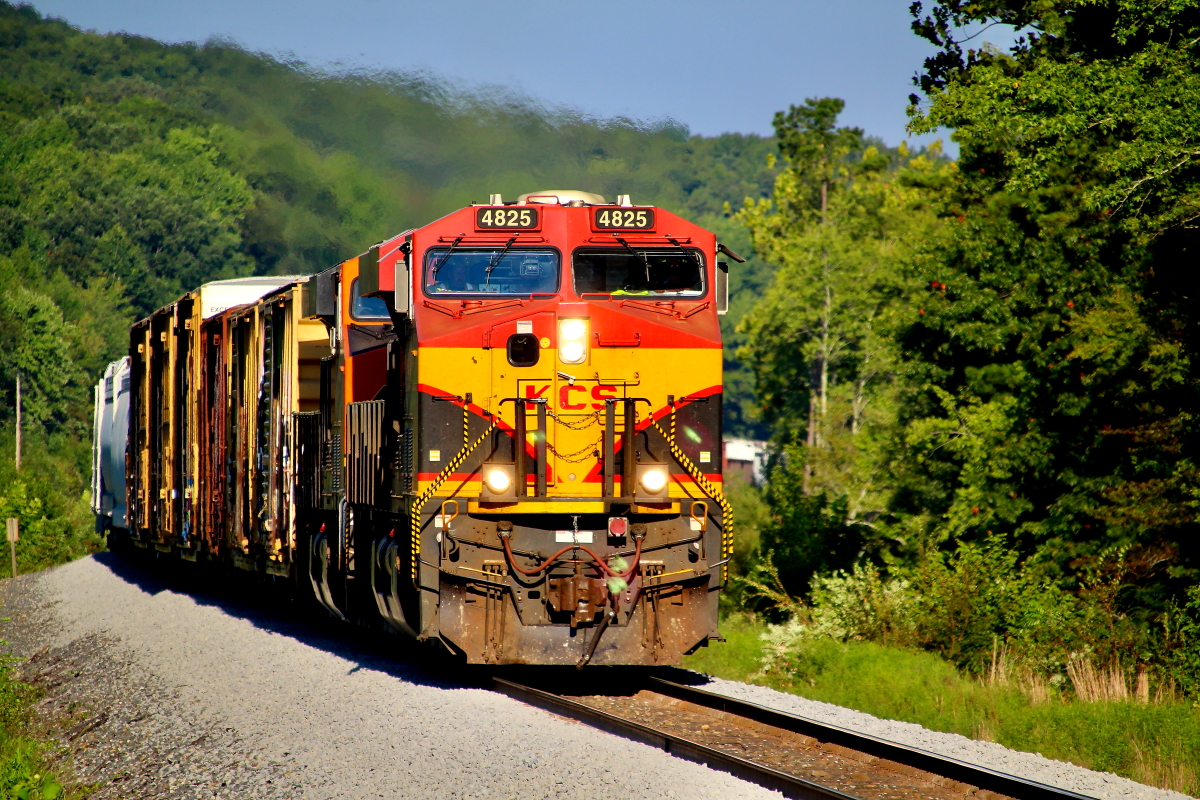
left=546, top=437, right=603, bottom=463
left=550, top=410, right=601, bottom=431
left=650, top=405, right=734, bottom=582
left=410, top=403, right=497, bottom=580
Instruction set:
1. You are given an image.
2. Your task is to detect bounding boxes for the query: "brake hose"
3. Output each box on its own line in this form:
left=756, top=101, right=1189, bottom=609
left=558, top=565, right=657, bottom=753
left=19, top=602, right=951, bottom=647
left=499, top=531, right=642, bottom=581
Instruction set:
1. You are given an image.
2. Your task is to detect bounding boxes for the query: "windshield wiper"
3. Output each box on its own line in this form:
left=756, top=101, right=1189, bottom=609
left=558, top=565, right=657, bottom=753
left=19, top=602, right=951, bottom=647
left=484, top=236, right=518, bottom=288
left=614, top=235, right=653, bottom=284
left=431, top=235, right=465, bottom=278
left=665, top=235, right=704, bottom=270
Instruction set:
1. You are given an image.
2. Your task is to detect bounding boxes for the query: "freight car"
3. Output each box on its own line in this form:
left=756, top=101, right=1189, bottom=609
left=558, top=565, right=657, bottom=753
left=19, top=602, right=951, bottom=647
left=92, top=190, right=742, bottom=666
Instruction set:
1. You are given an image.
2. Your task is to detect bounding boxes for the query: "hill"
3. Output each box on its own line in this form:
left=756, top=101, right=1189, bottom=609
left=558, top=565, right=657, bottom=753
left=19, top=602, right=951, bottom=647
left=0, top=0, right=778, bottom=445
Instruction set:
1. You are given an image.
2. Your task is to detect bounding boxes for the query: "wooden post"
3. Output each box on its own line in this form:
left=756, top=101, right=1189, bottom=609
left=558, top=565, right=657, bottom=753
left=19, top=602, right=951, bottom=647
left=14, top=374, right=20, bottom=472
left=5, top=518, right=16, bottom=579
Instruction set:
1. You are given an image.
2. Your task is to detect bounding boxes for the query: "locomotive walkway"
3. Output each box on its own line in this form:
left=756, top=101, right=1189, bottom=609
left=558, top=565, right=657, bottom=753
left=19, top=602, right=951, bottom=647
left=0, top=554, right=1185, bottom=800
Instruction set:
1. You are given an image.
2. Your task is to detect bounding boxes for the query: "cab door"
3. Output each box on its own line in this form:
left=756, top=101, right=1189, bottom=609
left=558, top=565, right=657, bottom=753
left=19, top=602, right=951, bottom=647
left=341, top=257, right=395, bottom=404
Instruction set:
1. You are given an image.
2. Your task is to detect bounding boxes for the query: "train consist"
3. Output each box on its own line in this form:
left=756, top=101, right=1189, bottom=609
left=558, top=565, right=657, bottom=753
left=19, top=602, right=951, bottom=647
left=92, top=190, right=740, bottom=666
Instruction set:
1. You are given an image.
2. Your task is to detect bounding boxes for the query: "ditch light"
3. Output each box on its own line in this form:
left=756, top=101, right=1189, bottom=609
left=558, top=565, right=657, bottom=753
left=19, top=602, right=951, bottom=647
left=482, top=464, right=515, bottom=496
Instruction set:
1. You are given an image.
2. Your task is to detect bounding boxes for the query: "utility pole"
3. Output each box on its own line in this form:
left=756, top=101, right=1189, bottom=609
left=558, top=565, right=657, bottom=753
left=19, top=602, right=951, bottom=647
left=14, top=373, right=20, bottom=472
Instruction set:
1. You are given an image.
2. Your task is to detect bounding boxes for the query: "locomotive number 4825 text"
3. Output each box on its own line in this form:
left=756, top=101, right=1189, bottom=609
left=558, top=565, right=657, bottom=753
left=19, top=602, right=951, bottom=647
left=594, top=208, right=654, bottom=229
left=476, top=208, right=538, bottom=229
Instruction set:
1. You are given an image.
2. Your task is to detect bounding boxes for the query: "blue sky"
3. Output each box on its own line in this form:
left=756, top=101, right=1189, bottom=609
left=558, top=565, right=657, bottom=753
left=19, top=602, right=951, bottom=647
left=28, top=1, right=1015, bottom=151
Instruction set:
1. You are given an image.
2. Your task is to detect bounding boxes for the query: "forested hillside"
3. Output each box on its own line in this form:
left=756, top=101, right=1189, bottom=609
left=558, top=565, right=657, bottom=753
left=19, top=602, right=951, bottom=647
left=0, top=1, right=784, bottom=568
left=0, top=0, right=782, bottom=430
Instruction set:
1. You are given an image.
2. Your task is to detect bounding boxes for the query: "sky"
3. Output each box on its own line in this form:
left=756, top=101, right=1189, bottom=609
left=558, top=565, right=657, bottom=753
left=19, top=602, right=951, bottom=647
left=27, top=1, right=1015, bottom=152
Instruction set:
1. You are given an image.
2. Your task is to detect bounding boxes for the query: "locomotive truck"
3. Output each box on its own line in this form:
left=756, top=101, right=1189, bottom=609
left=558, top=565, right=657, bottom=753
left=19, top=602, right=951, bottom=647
left=92, top=189, right=742, bottom=666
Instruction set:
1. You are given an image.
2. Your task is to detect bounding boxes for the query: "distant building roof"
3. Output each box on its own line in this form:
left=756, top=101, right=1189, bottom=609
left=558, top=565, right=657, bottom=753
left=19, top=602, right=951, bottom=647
left=723, top=437, right=769, bottom=484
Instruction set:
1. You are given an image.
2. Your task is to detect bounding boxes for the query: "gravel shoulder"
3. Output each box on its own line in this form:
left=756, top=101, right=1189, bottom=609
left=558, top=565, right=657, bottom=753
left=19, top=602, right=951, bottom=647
left=0, top=554, right=782, bottom=800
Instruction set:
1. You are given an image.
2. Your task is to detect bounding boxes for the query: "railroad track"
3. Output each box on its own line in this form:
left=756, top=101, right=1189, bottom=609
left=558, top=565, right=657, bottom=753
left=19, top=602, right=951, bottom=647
left=492, top=673, right=1097, bottom=800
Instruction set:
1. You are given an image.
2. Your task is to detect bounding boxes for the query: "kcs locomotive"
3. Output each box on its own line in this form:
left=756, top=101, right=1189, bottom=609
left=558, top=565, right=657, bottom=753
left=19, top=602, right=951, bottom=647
left=92, top=190, right=741, bottom=666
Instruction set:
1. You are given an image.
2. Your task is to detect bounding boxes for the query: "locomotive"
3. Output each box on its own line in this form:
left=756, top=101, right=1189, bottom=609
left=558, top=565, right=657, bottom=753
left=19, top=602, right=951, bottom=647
left=92, top=190, right=741, bottom=666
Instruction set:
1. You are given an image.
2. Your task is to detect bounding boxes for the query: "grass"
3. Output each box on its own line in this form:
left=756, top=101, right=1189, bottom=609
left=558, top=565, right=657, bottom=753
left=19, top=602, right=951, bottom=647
left=685, top=612, right=765, bottom=683
left=0, top=660, right=68, bottom=800
left=684, top=615, right=1200, bottom=795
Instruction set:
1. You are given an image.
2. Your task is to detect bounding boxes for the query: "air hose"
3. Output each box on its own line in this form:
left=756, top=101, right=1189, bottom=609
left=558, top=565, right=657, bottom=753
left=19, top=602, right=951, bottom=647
left=498, top=530, right=642, bottom=581
left=498, top=531, right=645, bottom=670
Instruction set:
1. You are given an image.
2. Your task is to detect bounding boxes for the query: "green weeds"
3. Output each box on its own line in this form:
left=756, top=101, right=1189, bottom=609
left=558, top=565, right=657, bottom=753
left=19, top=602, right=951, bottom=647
left=0, top=660, right=68, bottom=800
left=0, top=428, right=104, bottom=575
left=685, top=618, right=1200, bottom=795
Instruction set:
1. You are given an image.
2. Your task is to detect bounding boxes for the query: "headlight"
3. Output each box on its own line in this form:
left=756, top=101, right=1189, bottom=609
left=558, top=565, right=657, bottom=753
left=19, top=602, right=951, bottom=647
left=639, top=466, right=668, bottom=493
left=485, top=467, right=512, bottom=494
left=560, top=340, right=586, bottom=364
left=560, top=318, right=587, bottom=341
left=558, top=318, right=588, bottom=364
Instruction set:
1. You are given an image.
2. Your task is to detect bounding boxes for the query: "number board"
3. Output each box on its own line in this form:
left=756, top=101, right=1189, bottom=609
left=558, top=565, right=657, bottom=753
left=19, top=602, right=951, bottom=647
left=476, top=207, right=539, bottom=230
left=593, top=208, right=655, bottom=230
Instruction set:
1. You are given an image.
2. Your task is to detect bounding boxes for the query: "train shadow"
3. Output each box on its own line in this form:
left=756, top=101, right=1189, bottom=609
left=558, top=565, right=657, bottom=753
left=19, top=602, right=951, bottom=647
left=89, top=549, right=484, bottom=692
left=89, top=549, right=719, bottom=696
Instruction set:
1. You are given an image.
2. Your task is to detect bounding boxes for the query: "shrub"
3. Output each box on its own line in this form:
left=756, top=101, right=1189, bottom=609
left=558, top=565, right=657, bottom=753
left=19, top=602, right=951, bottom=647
left=0, top=427, right=103, bottom=574
left=749, top=533, right=1200, bottom=700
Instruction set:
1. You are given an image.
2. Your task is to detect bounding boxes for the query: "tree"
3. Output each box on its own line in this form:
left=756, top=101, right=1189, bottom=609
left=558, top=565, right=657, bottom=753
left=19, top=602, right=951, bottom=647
left=738, top=99, right=952, bottom=586
left=903, top=1, right=1200, bottom=593
left=743, top=99, right=866, bottom=493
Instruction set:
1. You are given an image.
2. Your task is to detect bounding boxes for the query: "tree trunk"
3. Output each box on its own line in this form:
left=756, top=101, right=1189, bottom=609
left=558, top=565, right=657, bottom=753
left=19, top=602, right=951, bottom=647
left=852, top=345, right=869, bottom=436
left=820, top=177, right=828, bottom=226
left=821, top=283, right=831, bottom=426
left=806, top=173, right=832, bottom=495
left=14, top=373, right=20, bottom=472
left=804, top=390, right=816, bottom=495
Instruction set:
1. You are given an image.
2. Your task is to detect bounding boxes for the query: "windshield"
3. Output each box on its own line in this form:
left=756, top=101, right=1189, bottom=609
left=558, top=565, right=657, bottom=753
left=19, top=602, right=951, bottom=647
left=573, top=248, right=704, bottom=297
left=424, top=248, right=559, bottom=296
left=350, top=278, right=390, bottom=321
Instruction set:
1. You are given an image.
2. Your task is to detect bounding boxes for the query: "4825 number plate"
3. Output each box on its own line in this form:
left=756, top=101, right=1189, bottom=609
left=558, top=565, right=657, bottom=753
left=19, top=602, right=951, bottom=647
left=476, top=207, right=539, bottom=229
left=593, top=208, right=655, bottom=229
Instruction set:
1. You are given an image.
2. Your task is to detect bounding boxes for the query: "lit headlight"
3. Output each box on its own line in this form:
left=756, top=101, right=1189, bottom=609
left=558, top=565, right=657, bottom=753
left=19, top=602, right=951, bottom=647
left=485, top=467, right=512, bottom=494
left=560, top=340, right=586, bottom=364
left=558, top=318, right=588, bottom=364
left=560, top=318, right=587, bottom=341
left=639, top=466, right=668, bottom=493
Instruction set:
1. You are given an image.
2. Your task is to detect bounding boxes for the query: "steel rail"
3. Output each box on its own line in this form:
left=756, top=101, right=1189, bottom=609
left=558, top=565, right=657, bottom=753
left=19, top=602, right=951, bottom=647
left=493, top=674, right=1099, bottom=800
left=647, top=676, right=1102, bottom=800
left=492, top=676, right=859, bottom=800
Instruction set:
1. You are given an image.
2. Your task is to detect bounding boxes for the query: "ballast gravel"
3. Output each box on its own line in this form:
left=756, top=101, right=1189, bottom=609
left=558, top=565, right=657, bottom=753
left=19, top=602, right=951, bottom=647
left=3, top=555, right=781, bottom=800
left=1, top=553, right=1191, bottom=800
